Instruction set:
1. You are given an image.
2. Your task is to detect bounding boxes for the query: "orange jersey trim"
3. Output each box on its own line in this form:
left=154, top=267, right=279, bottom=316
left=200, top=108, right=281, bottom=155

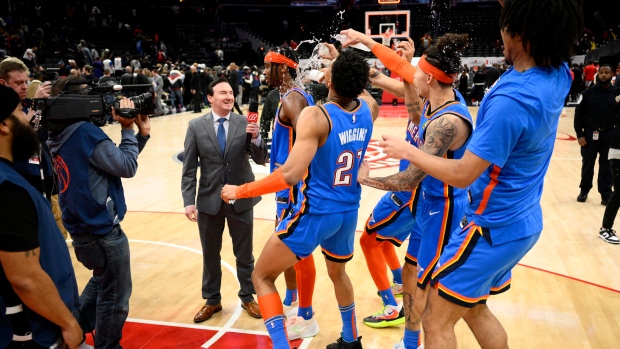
left=490, top=277, right=512, bottom=292
left=432, top=224, right=481, bottom=278
left=321, top=247, right=354, bottom=261
left=438, top=282, right=489, bottom=304
left=474, top=165, right=501, bottom=215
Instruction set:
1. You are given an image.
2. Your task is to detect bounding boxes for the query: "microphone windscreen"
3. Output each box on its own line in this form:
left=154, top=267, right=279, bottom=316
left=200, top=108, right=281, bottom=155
left=247, top=100, right=259, bottom=123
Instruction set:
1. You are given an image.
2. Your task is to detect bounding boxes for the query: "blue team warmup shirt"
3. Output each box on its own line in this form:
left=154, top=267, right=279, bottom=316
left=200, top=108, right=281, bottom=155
left=466, top=63, right=571, bottom=246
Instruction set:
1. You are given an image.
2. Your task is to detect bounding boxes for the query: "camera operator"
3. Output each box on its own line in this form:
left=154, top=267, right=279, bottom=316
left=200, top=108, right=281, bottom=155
left=0, top=84, right=83, bottom=349
left=47, top=77, right=151, bottom=349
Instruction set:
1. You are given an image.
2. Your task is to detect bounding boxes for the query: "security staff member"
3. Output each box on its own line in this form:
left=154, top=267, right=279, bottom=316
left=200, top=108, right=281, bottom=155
left=575, top=64, right=620, bottom=205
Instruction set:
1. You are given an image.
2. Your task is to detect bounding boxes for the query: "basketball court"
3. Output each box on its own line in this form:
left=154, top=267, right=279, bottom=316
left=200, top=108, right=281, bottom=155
left=73, top=105, right=620, bottom=349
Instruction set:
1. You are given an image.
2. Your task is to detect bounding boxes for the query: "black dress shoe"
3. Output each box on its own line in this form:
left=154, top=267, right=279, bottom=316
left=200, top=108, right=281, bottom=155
left=577, top=191, right=588, bottom=202
left=602, top=195, right=612, bottom=206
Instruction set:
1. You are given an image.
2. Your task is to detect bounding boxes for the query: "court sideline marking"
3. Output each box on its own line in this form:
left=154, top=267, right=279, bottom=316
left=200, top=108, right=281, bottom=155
left=127, top=239, right=314, bottom=348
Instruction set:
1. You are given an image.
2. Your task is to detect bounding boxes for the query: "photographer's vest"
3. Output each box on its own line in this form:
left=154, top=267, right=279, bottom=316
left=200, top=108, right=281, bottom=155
left=54, top=122, right=127, bottom=236
left=0, top=160, right=79, bottom=348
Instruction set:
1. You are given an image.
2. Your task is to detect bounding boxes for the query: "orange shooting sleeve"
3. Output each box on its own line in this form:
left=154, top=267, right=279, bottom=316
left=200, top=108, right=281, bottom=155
left=235, top=168, right=289, bottom=198
left=371, top=43, right=417, bottom=84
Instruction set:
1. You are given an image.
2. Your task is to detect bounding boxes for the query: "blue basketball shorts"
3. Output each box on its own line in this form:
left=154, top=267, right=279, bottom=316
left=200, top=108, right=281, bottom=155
left=365, top=191, right=420, bottom=247
left=408, top=193, right=469, bottom=289
left=430, top=222, right=540, bottom=308
left=276, top=209, right=358, bottom=263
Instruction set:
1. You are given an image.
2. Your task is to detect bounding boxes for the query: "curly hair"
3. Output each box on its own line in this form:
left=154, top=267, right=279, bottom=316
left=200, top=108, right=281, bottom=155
left=500, top=0, right=582, bottom=68
left=423, top=33, right=469, bottom=88
left=330, top=50, right=369, bottom=100
left=268, top=45, right=299, bottom=80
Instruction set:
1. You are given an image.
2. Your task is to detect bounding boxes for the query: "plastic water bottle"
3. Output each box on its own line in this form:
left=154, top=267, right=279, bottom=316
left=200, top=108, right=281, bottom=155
left=318, top=43, right=329, bottom=57
left=333, top=34, right=371, bottom=52
left=305, top=70, right=325, bottom=82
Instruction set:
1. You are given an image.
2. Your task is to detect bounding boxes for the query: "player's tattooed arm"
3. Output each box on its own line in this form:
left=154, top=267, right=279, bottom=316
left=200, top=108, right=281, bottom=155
left=403, top=81, right=422, bottom=125
left=358, top=116, right=457, bottom=191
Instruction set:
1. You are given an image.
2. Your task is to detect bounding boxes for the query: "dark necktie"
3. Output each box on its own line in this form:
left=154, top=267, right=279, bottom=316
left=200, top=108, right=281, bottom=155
left=217, top=117, right=226, bottom=156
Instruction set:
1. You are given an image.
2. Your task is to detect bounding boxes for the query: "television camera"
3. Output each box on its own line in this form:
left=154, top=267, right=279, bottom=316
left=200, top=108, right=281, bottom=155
left=30, top=80, right=154, bottom=132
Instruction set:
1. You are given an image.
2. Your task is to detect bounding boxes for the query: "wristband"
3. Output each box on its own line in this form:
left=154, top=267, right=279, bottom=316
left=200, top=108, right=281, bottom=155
left=235, top=168, right=289, bottom=198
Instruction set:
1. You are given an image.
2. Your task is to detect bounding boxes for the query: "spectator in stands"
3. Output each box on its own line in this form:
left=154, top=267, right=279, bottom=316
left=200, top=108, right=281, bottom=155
left=215, top=46, right=224, bottom=65
left=103, top=55, right=112, bottom=73
left=156, top=49, right=166, bottom=64
left=492, top=39, right=503, bottom=55
left=242, top=66, right=252, bottom=105
left=82, top=65, right=94, bottom=81
left=120, top=66, right=133, bottom=87
left=190, top=65, right=202, bottom=113
left=90, top=45, right=99, bottom=61
left=200, top=66, right=214, bottom=108
left=227, top=63, right=243, bottom=114
left=114, top=54, right=123, bottom=78
left=168, top=68, right=185, bottom=113
left=152, top=68, right=164, bottom=116
left=130, top=56, right=140, bottom=72
left=68, top=59, right=77, bottom=71
left=79, top=44, right=93, bottom=66
left=584, top=60, right=598, bottom=88
left=22, top=45, right=37, bottom=69
left=98, top=69, right=115, bottom=84
left=69, top=69, right=78, bottom=77
left=92, top=57, right=103, bottom=79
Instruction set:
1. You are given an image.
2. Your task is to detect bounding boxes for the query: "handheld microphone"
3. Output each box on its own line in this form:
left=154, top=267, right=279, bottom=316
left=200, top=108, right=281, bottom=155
left=246, top=99, right=259, bottom=153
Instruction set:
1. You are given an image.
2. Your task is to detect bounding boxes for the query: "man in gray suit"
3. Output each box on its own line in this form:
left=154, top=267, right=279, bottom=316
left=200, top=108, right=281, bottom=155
left=182, top=77, right=269, bottom=323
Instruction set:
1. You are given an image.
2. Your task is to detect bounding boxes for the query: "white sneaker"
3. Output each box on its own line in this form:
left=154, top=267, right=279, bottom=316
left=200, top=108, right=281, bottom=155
left=392, top=338, right=424, bottom=349
left=392, top=281, right=404, bottom=296
left=283, top=301, right=298, bottom=319
left=599, top=228, right=620, bottom=244
left=286, top=315, right=319, bottom=340
left=376, top=281, right=404, bottom=298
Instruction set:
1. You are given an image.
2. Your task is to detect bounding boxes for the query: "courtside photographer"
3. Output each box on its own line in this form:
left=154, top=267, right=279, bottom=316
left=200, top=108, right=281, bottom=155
left=44, top=76, right=151, bottom=349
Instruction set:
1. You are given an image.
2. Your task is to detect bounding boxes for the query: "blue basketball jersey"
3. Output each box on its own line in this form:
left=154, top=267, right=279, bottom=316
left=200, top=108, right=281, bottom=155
left=270, top=88, right=315, bottom=203
left=294, top=99, right=373, bottom=214
left=418, top=90, right=473, bottom=198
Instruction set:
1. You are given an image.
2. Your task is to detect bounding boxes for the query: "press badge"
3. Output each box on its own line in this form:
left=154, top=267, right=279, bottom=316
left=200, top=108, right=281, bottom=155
left=593, top=131, right=599, bottom=141
left=28, top=156, right=40, bottom=165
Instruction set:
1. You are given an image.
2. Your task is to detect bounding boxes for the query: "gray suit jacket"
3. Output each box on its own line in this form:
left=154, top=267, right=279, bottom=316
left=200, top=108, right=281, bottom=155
left=181, top=111, right=268, bottom=215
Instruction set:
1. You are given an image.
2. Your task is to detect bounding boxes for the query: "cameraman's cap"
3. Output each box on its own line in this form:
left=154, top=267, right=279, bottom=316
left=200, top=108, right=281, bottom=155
left=0, top=85, right=20, bottom=123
